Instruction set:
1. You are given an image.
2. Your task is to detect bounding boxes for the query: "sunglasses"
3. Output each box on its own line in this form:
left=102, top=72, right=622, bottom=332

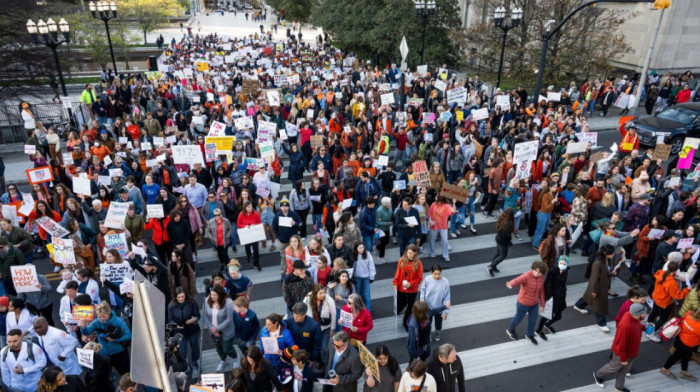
left=333, top=343, right=344, bottom=349
left=214, top=214, right=221, bottom=217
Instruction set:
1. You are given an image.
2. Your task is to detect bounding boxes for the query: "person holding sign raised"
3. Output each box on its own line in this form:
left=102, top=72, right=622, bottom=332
left=0, top=236, right=25, bottom=296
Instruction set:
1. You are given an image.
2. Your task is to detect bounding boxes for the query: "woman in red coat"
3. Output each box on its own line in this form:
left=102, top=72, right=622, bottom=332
left=144, top=215, right=172, bottom=265
left=28, top=200, right=62, bottom=243
left=237, top=201, right=262, bottom=270
left=393, top=244, right=423, bottom=330
left=340, top=293, right=374, bottom=344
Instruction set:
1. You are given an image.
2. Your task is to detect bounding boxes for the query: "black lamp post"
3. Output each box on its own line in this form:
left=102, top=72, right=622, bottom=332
left=414, top=0, right=436, bottom=65
left=493, top=6, right=522, bottom=89
left=27, top=18, right=74, bottom=123
left=89, top=1, right=118, bottom=75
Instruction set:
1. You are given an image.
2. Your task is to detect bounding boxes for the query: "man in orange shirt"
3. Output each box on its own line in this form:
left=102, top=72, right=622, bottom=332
left=619, top=124, right=639, bottom=155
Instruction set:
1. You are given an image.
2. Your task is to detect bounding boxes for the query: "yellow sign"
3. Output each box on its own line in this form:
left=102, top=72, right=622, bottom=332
left=456, top=111, right=464, bottom=121
left=196, top=61, right=210, bottom=72
left=205, top=136, right=235, bottom=152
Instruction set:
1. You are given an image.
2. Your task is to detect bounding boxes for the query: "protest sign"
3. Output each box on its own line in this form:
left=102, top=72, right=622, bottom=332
left=97, top=176, right=111, bottom=187
left=238, top=224, right=266, bottom=245
left=678, top=238, right=694, bottom=250
left=24, top=145, right=35, bottom=155
left=266, top=90, right=281, bottom=106
left=273, top=74, right=287, bottom=86
left=153, top=137, right=165, bottom=146
left=547, top=92, right=561, bottom=102
left=513, top=141, right=539, bottom=164
left=205, top=143, right=218, bottom=162
left=495, top=95, right=511, bottom=110
left=393, top=180, right=406, bottom=190
left=377, top=155, right=389, bottom=167
left=172, top=145, right=205, bottom=165
left=434, top=79, right=447, bottom=92
left=234, top=116, right=254, bottom=131
left=72, top=176, right=92, bottom=196
left=62, top=153, right=74, bottom=166
left=260, top=141, right=275, bottom=163
left=440, top=183, right=469, bottom=203
left=341, top=199, right=354, bottom=211
left=421, top=112, right=435, bottom=124
left=515, top=160, right=532, bottom=181
left=380, top=93, right=395, bottom=106
left=340, top=309, right=354, bottom=327
left=652, top=144, right=672, bottom=161
left=260, top=337, right=279, bottom=355
left=11, top=265, right=39, bottom=293
left=120, top=277, right=135, bottom=295
left=565, top=141, right=589, bottom=155
left=201, top=373, right=225, bottom=392
left=310, top=135, right=324, bottom=149
left=52, top=237, right=76, bottom=266
left=206, top=136, right=235, bottom=152
left=257, top=121, right=277, bottom=142
left=472, top=108, right=489, bottom=120
left=72, top=305, right=93, bottom=321
left=76, top=348, right=94, bottom=369
left=577, top=132, right=598, bottom=147
left=409, top=98, right=424, bottom=107
left=101, top=262, right=131, bottom=282
left=356, top=341, right=381, bottom=382
left=146, top=204, right=164, bottom=219
left=208, top=121, right=227, bottom=136
left=447, top=87, right=467, bottom=105
left=35, top=216, right=70, bottom=238
left=26, top=167, right=54, bottom=185
left=1, top=205, right=19, bottom=226
left=412, top=161, right=431, bottom=188
left=105, top=233, right=129, bottom=259
left=416, top=65, right=428, bottom=75
left=104, top=202, right=130, bottom=229
left=108, top=168, right=122, bottom=178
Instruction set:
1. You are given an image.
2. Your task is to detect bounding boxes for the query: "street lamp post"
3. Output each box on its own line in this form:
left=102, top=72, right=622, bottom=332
left=27, top=18, right=74, bottom=123
left=493, top=6, right=522, bottom=89
left=414, top=0, right=436, bottom=65
left=89, top=1, right=118, bottom=75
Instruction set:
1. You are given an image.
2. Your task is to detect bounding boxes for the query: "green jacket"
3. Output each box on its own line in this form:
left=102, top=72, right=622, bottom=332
left=80, top=88, right=96, bottom=105
left=3, top=227, right=33, bottom=256
left=375, top=205, right=393, bottom=232
left=124, top=214, right=145, bottom=246
left=0, top=246, right=25, bottom=280
left=680, top=288, right=699, bottom=317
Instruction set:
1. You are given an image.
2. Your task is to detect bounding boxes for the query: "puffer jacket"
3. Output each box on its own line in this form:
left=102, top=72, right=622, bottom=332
left=80, top=311, right=131, bottom=356
left=652, top=270, right=690, bottom=309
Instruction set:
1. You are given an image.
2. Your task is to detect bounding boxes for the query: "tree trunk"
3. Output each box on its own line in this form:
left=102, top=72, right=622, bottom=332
left=143, top=30, right=147, bottom=45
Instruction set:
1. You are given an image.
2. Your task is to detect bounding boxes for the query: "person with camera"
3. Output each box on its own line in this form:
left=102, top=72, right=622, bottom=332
left=167, top=287, right=201, bottom=374
left=324, top=331, right=363, bottom=392
left=78, top=302, right=132, bottom=375
left=165, top=333, right=189, bottom=374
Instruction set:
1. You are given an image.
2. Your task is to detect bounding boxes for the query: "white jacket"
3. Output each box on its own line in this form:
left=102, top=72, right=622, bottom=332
left=5, top=309, right=37, bottom=337
left=0, top=341, right=47, bottom=392
left=303, top=293, right=336, bottom=332
left=37, top=326, right=81, bottom=375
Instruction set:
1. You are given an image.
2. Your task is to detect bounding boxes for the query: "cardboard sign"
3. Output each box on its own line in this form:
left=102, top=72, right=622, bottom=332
left=412, top=161, right=431, bottom=188
left=440, top=183, right=469, bottom=202
left=52, top=237, right=76, bottom=266
left=26, top=167, right=54, bottom=185
left=171, top=145, right=205, bottom=165
left=104, top=202, right=130, bottom=229
left=472, top=108, right=489, bottom=121
left=206, top=136, right=235, bottom=152
left=356, top=340, right=381, bottom=382
left=10, top=265, right=39, bottom=293
left=653, top=144, right=672, bottom=161
left=101, top=262, right=131, bottom=282
left=146, top=204, right=164, bottom=219
left=76, top=348, right=94, bottom=369
left=513, top=141, right=539, bottom=164
left=380, top=93, right=395, bottom=106
left=208, top=121, right=227, bottom=136
left=205, top=143, right=218, bottom=162
left=105, top=233, right=129, bottom=260
left=72, top=305, right=93, bottom=321
left=72, top=176, right=92, bottom=196
left=310, top=135, right=324, bottom=149
left=35, top=216, right=70, bottom=238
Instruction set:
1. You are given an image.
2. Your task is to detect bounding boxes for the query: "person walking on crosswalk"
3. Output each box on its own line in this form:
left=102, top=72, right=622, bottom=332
left=393, top=244, right=424, bottom=331
left=487, top=208, right=514, bottom=277
left=420, top=265, right=451, bottom=342
left=574, top=245, right=616, bottom=333
left=592, top=303, right=647, bottom=391
left=535, top=256, right=569, bottom=339
left=505, top=261, right=547, bottom=345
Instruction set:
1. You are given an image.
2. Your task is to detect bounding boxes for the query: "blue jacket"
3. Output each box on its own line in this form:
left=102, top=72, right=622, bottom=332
left=233, top=308, right=260, bottom=344
left=272, top=210, right=302, bottom=243
left=80, top=311, right=131, bottom=356
left=285, top=316, right=322, bottom=361
left=359, top=206, right=376, bottom=236
left=354, top=177, right=382, bottom=206
left=309, top=153, right=332, bottom=173
left=258, top=321, right=296, bottom=368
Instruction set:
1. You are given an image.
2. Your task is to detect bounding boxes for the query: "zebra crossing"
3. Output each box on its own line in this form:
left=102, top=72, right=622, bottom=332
left=188, top=209, right=699, bottom=391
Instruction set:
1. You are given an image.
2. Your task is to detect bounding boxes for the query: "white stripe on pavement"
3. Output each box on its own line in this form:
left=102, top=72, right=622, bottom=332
left=562, top=362, right=700, bottom=392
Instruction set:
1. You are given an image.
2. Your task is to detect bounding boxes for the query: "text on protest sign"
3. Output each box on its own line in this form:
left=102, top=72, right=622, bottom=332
left=105, top=233, right=129, bottom=259
left=76, top=348, right=94, bottom=369
left=101, top=263, right=132, bottom=282
left=208, top=121, right=227, bottom=136
left=412, top=161, right=431, bottom=188
left=26, top=167, right=54, bottom=185
left=11, top=265, right=39, bottom=293
left=147, top=204, right=165, bottom=218
left=35, top=216, right=71, bottom=238
left=513, top=141, right=539, bottom=164
left=52, top=237, right=76, bottom=265
left=104, top=202, right=130, bottom=230
left=447, top=87, right=467, bottom=105
left=171, top=145, right=205, bottom=166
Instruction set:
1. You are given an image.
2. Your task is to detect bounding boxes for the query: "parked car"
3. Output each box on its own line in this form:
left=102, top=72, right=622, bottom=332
left=624, top=103, right=700, bottom=154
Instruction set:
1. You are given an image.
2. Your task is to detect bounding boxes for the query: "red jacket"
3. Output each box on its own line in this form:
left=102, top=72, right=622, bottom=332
left=393, top=260, right=423, bottom=293
left=341, top=305, right=373, bottom=343
left=612, top=311, right=643, bottom=362
left=144, top=217, right=171, bottom=245
left=237, top=211, right=261, bottom=228
left=507, top=270, right=545, bottom=307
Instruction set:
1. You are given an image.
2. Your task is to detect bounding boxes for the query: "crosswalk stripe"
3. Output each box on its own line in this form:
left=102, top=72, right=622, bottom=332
left=562, top=362, right=700, bottom=392
left=239, top=254, right=592, bottom=321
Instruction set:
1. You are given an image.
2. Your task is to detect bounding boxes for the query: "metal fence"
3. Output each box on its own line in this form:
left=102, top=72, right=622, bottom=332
left=0, top=102, right=91, bottom=144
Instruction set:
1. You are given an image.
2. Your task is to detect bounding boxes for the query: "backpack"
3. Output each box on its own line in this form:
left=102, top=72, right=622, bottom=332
left=2, top=338, right=34, bottom=362
left=660, top=316, right=684, bottom=341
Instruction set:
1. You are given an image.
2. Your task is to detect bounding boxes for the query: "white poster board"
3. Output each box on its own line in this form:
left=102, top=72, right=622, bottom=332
left=104, top=202, right=130, bottom=230
left=237, top=224, right=266, bottom=245
left=171, top=145, right=205, bottom=166
left=11, top=265, right=39, bottom=293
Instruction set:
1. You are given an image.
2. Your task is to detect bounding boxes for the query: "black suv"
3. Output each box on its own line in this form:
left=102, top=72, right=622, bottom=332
left=629, top=103, right=700, bottom=154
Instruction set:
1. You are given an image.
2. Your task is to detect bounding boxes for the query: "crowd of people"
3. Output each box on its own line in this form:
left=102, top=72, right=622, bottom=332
left=1, top=16, right=700, bottom=392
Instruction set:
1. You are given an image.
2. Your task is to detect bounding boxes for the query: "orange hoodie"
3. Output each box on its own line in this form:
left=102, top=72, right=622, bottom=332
left=652, top=270, right=690, bottom=309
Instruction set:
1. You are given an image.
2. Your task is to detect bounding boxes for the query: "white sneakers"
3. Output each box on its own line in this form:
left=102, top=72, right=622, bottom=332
left=599, top=325, right=610, bottom=333
left=216, top=359, right=229, bottom=372
left=573, top=305, right=589, bottom=315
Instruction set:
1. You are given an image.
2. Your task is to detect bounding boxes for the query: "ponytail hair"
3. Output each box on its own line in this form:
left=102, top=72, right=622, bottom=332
left=661, top=261, right=679, bottom=283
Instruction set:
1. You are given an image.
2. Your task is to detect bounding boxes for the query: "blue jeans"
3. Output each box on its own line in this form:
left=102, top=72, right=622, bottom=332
left=449, top=205, right=466, bottom=233
left=312, top=213, right=323, bottom=233
left=398, top=236, right=416, bottom=258
left=355, top=277, right=371, bottom=311
left=230, top=224, right=238, bottom=248
left=587, top=100, right=596, bottom=116
left=362, top=234, right=375, bottom=251
left=575, top=298, right=607, bottom=326
left=394, top=149, right=407, bottom=168
left=335, top=308, right=342, bottom=332
left=178, top=332, right=201, bottom=362
left=508, top=301, right=539, bottom=338
left=531, top=211, right=551, bottom=248
left=514, top=210, right=523, bottom=232
left=429, top=229, right=450, bottom=259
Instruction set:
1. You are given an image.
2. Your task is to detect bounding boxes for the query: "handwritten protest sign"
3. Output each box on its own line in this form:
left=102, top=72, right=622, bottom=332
left=205, top=143, right=218, bottom=162
left=146, top=204, right=164, bottom=219
left=62, top=153, right=74, bottom=165
left=72, top=305, right=93, bottom=321
left=515, top=160, right=532, bottom=180
left=513, top=141, right=539, bottom=164
left=565, top=141, right=589, bottom=155
left=11, top=265, right=39, bottom=293
left=440, top=183, right=469, bottom=203
left=208, top=121, right=227, bottom=136
left=101, top=263, right=131, bottom=282
left=434, top=79, right=447, bottom=92
left=496, top=95, right=511, bottom=110
left=26, top=167, right=54, bottom=185
left=257, top=121, right=277, bottom=142
left=24, top=145, right=36, bottom=155
left=234, top=116, right=254, bottom=131
left=72, top=176, right=92, bottom=196
left=172, top=145, right=205, bottom=165
left=104, top=202, right=130, bottom=229
left=412, top=161, right=431, bottom=188
left=238, top=224, right=266, bottom=245
left=105, top=233, right=129, bottom=259
left=266, top=90, right=281, bottom=106
left=653, top=144, right=672, bottom=161
left=259, top=141, right=275, bottom=163
left=356, top=340, right=381, bottom=382
left=35, top=216, right=70, bottom=238
left=120, top=277, right=135, bottom=295
left=76, top=348, right=94, bottom=369
left=52, top=237, right=76, bottom=265
left=577, top=132, right=598, bottom=147
left=472, top=108, right=489, bottom=120
left=380, top=93, right=395, bottom=106
left=447, top=87, right=467, bottom=105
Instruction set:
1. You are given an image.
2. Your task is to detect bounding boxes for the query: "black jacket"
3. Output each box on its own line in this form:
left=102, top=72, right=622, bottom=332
left=167, top=299, right=201, bottom=337
left=495, top=229, right=512, bottom=247
left=544, top=265, right=568, bottom=314
left=327, top=244, right=354, bottom=267
left=394, top=207, right=421, bottom=239
left=85, top=352, right=112, bottom=392
left=425, top=348, right=466, bottom=392
left=166, top=218, right=191, bottom=248
left=242, top=359, right=284, bottom=392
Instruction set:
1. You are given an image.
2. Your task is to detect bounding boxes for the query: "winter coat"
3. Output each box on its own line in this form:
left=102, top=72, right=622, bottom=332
left=652, top=270, right=690, bottom=309
left=341, top=305, right=373, bottom=343
left=544, top=265, right=568, bottom=315
left=80, top=311, right=131, bottom=356
left=583, top=259, right=612, bottom=315
left=425, top=347, right=465, bottom=392
left=258, top=321, right=296, bottom=368
left=205, top=217, right=232, bottom=248
left=168, top=261, right=196, bottom=299
left=167, top=299, right=200, bottom=337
